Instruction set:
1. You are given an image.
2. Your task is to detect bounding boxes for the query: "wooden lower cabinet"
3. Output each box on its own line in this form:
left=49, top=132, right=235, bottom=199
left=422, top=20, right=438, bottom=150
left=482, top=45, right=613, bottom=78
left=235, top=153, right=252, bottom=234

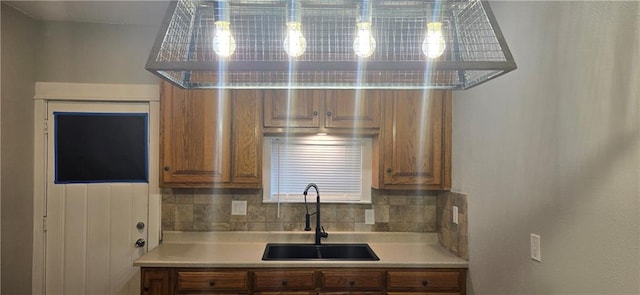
left=141, top=268, right=171, bottom=295
left=141, top=268, right=466, bottom=295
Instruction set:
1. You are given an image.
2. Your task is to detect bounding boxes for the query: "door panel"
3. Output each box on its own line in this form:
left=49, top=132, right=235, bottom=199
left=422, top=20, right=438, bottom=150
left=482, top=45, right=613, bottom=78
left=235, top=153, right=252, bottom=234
left=325, top=89, right=381, bottom=128
left=46, top=101, right=149, bottom=295
left=263, top=89, right=322, bottom=127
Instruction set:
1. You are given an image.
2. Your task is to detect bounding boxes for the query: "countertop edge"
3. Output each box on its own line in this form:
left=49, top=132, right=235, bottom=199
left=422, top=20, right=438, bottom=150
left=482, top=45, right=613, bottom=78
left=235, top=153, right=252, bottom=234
left=135, top=232, right=468, bottom=268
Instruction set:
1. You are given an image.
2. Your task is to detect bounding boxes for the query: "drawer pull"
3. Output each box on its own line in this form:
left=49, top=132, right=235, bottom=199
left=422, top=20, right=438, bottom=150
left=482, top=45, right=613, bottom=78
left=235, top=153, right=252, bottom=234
left=209, top=280, right=216, bottom=287
left=281, top=279, right=288, bottom=286
left=349, top=280, right=355, bottom=287
left=422, top=280, right=429, bottom=286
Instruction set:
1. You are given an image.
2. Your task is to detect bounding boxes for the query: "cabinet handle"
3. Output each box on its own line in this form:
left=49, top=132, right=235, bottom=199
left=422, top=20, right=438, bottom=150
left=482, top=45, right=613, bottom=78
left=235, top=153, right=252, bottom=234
left=281, top=279, right=288, bottom=286
left=326, top=111, right=332, bottom=116
left=163, top=166, right=170, bottom=171
left=313, top=110, right=318, bottom=116
left=348, top=280, right=355, bottom=287
left=386, top=168, right=392, bottom=173
left=422, top=280, right=428, bottom=286
left=209, top=280, right=216, bottom=287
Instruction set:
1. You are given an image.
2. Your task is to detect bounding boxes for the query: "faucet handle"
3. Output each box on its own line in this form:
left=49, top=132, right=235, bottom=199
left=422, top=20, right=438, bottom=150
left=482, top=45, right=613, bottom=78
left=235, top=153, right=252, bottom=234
left=320, top=226, right=328, bottom=239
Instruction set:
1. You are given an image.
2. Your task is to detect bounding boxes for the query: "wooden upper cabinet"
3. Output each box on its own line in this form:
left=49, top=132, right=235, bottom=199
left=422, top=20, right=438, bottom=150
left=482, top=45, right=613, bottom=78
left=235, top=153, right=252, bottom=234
left=159, top=82, right=262, bottom=188
left=263, top=89, right=322, bottom=128
left=263, top=89, right=381, bottom=130
left=374, top=90, right=452, bottom=190
left=324, top=89, right=381, bottom=129
left=160, top=82, right=231, bottom=186
left=231, top=89, right=262, bottom=185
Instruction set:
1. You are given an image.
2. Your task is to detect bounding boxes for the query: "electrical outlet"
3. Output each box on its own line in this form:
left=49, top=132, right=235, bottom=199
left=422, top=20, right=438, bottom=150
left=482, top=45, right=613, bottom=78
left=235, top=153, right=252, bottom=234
left=530, top=233, right=542, bottom=262
left=231, top=200, right=247, bottom=216
left=453, top=206, right=459, bottom=224
left=365, top=209, right=375, bottom=225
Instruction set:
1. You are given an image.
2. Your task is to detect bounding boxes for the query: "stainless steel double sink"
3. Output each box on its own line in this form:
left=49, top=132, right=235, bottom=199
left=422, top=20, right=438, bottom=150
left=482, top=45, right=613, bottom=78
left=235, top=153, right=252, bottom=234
left=262, top=243, right=380, bottom=261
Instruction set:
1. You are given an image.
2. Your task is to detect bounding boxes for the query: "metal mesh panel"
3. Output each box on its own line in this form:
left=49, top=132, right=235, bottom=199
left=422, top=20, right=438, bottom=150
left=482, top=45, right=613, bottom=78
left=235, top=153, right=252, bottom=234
left=146, top=0, right=516, bottom=89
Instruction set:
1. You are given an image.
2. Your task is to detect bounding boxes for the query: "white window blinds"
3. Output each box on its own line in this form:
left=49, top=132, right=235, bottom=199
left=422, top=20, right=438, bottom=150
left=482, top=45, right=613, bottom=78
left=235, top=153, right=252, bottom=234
left=264, top=136, right=371, bottom=203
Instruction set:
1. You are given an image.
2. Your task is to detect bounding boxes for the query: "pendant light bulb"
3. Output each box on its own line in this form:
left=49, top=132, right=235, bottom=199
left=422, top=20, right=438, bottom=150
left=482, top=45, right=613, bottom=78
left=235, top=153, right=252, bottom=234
left=212, top=21, right=236, bottom=58
left=422, top=22, right=446, bottom=59
left=353, top=22, right=376, bottom=58
left=284, top=21, right=306, bottom=57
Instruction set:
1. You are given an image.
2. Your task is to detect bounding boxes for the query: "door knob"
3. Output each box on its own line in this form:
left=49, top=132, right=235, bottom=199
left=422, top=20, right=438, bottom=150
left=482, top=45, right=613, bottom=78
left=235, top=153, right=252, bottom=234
left=135, top=238, right=146, bottom=248
left=136, top=222, right=145, bottom=230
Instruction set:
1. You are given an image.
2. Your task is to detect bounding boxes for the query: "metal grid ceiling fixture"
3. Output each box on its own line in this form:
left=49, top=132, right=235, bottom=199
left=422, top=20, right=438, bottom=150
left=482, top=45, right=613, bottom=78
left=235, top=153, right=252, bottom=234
left=146, top=0, right=516, bottom=89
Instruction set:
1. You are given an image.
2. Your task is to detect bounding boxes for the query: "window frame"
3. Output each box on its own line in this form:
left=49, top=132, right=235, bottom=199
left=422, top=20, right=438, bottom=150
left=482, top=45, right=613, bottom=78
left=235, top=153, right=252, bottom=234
left=262, top=135, right=372, bottom=204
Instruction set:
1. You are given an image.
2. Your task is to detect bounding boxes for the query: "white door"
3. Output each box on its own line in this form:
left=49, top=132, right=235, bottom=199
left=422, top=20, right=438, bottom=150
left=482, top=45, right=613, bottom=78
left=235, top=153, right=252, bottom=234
left=45, top=101, right=149, bottom=295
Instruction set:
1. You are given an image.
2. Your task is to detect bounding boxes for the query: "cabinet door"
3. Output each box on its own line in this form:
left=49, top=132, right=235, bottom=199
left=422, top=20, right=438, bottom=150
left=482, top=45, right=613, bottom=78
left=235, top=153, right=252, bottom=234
left=231, top=90, right=262, bottom=184
left=380, top=90, right=451, bottom=189
left=324, top=89, right=381, bottom=129
left=264, top=89, right=322, bottom=128
left=160, top=82, right=231, bottom=187
left=141, top=268, right=171, bottom=295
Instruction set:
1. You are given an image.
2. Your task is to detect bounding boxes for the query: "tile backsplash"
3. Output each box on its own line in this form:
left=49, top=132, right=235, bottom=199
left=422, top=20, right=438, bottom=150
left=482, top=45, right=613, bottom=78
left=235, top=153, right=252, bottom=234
left=162, top=188, right=438, bottom=233
left=436, top=191, right=468, bottom=260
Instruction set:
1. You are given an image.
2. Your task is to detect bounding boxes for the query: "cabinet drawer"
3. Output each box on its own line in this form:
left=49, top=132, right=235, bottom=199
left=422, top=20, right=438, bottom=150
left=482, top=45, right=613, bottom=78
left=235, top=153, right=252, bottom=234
left=387, top=271, right=460, bottom=291
left=177, top=271, right=249, bottom=292
left=253, top=270, right=316, bottom=290
left=321, top=270, right=383, bottom=290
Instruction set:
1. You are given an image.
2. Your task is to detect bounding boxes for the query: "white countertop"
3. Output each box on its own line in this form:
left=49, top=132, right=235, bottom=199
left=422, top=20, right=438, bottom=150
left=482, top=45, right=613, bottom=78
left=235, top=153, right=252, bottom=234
left=134, top=231, right=468, bottom=268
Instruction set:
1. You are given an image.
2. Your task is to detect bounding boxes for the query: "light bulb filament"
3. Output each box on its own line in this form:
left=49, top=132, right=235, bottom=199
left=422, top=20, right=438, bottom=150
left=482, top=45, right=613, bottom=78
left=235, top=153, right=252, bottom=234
left=422, top=21, right=446, bottom=59
left=284, top=22, right=307, bottom=57
left=212, top=21, right=236, bottom=58
left=353, top=22, right=376, bottom=58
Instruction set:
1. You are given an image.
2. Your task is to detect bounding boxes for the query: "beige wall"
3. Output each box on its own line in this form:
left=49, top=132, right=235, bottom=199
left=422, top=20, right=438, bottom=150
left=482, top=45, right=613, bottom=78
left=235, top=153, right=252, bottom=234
left=1, top=4, right=39, bottom=294
left=37, top=20, right=159, bottom=84
left=453, top=1, right=640, bottom=294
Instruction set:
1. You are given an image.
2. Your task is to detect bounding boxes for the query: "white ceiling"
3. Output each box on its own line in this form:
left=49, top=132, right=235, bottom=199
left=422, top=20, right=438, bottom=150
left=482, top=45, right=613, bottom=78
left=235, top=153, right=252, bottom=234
left=4, top=1, right=171, bottom=25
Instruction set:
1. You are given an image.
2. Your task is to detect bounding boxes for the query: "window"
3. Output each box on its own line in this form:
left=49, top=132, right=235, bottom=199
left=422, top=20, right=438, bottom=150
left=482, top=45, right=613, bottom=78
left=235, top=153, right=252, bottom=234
left=54, top=112, right=148, bottom=183
left=263, top=135, right=372, bottom=203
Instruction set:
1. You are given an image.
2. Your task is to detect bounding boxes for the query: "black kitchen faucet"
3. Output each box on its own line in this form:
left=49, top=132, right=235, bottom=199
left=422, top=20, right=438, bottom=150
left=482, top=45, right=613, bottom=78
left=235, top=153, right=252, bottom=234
left=303, top=183, right=328, bottom=245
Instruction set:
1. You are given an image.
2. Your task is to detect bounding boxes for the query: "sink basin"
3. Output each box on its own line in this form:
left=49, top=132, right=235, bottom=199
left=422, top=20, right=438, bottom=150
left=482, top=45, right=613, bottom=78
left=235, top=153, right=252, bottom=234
left=262, top=243, right=380, bottom=261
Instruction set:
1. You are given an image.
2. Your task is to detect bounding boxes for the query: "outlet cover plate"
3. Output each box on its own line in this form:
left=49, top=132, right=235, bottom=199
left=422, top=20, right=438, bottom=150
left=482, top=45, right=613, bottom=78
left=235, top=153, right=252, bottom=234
left=365, top=209, right=375, bottom=225
left=232, top=200, right=247, bottom=216
left=530, top=233, right=542, bottom=262
left=453, top=206, right=459, bottom=224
